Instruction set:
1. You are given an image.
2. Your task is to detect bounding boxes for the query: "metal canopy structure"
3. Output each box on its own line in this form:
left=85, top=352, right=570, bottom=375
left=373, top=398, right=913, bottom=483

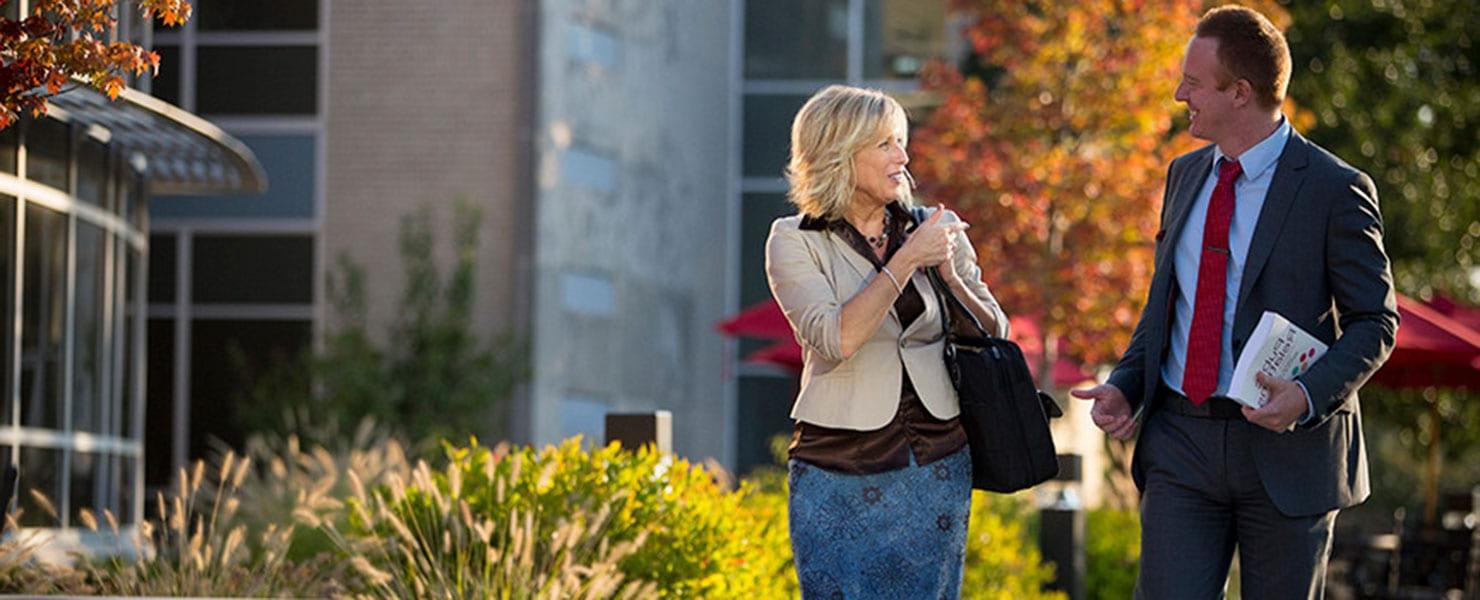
left=47, top=87, right=267, bottom=196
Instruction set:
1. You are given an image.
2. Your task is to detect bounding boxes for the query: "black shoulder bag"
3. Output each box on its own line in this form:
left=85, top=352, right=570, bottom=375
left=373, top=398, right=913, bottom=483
left=911, top=207, right=1060, bottom=493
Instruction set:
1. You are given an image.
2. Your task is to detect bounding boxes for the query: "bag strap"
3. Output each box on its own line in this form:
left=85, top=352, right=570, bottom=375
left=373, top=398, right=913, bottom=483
left=909, top=207, right=989, bottom=341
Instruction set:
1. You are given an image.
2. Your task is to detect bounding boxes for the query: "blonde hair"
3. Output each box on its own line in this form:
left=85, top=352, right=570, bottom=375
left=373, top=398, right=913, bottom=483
left=785, top=85, right=912, bottom=219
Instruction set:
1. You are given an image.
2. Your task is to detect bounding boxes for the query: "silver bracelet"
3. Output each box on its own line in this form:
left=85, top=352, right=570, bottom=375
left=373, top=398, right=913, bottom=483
left=880, top=266, right=904, bottom=294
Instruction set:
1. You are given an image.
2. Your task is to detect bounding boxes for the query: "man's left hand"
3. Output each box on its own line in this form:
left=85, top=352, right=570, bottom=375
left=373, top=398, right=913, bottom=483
left=1242, top=372, right=1309, bottom=432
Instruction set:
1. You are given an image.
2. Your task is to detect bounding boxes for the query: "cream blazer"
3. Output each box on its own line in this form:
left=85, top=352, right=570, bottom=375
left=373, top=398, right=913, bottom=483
left=765, top=207, right=1009, bottom=430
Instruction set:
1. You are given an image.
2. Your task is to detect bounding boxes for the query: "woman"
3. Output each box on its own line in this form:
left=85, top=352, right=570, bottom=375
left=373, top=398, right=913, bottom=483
left=765, top=85, right=1009, bottom=598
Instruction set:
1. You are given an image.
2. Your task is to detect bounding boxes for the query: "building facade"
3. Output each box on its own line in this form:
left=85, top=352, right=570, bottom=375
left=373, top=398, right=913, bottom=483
left=2, top=0, right=264, bottom=537
left=128, top=0, right=975, bottom=483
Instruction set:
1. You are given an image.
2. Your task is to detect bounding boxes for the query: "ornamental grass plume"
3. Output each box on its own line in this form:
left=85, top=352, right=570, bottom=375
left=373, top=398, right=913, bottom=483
left=326, top=454, right=655, bottom=599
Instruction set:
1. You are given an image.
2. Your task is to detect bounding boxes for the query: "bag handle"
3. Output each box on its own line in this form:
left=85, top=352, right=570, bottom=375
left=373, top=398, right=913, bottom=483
left=909, top=207, right=990, bottom=341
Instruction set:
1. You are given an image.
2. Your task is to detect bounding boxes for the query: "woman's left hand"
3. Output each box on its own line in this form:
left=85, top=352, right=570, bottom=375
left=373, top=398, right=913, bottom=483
left=937, top=215, right=966, bottom=288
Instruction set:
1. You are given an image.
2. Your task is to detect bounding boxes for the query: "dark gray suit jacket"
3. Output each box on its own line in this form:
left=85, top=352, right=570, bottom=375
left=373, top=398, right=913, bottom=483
left=1108, top=133, right=1399, bottom=517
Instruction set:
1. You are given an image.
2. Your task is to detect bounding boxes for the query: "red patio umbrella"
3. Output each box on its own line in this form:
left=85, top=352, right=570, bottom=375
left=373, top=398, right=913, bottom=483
left=717, top=299, right=1095, bottom=387
left=1371, top=294, right=1480, bottom=389
left=715, top=299, right=793, bottom=340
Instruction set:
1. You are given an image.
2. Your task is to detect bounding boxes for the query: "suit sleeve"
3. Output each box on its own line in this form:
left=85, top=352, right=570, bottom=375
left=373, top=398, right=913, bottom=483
left=1107, top=159, right=1179, bottom=411
left=944, top=209, right=1011, bottom=338
left=765, top=220, right=846, bottom=362
left=1296, top=171, right=1399, bottom=426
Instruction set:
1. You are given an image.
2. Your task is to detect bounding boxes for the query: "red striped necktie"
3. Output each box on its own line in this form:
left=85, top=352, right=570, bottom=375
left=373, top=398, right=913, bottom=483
left=1183, top=158, right=1243, bottom=406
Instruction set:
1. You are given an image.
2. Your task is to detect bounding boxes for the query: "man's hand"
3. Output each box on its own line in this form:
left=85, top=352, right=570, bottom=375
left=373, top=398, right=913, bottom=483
left=1242, top=372, right=1310, bottom=432
left=1071, top=384, right=1138, bottom=440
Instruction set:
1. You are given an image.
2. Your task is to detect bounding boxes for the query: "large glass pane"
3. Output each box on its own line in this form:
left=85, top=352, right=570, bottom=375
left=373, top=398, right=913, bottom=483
left=0, top=124, right=16, bottom=174
left=152, top=135, right=316, bottom=219
left=743, top=94, right=811, bottom=178
left=196, top=46, right=317, bottom=115
left=20, top=204, right=67, bottom=430
left=76, top=136, right=109, bottom=208
left=735, top=376, right=797, bottom=475
left=189, top=319, right=310, bottom=459
left=69, top=450, right=102, bottom=523
left=25, top=118, right=70, bottom=192
left=192, top=235, right=313, bottom=304
left=17, top=447, right=61, bottom=527
left=148, top=233, right=176, bottom=304
left=864, top=0, right=947, bottom=80
left=149, top=45, right=181, bottom=106
left=742, top=193, right=796, bottom=306
left=745, top=0, right=848, bottom=79
left=119, top=245, right=140, bottom=438
left=1, top=196, right=12, bottom=423
left=144, top=319, right=174, bottom=488
left=72, top=223, right=108, bottom=434
left=110, top=454, right=138, bottom=526
left=120, top=166, right=141, bottom=226
left=197, top=0, right=318, bottom=31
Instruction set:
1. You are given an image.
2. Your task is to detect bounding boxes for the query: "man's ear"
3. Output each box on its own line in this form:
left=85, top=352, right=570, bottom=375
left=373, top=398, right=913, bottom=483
left=1232, top=79, right=1254, bottom=108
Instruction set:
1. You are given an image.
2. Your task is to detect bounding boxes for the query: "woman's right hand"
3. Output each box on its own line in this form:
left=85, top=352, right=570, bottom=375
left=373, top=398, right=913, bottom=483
left=897, top=205, right=968, bottom=270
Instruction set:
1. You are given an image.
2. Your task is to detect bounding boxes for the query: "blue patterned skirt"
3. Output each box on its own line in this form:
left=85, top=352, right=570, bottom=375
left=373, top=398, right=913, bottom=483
left=788, top=446, right=972, bottom=599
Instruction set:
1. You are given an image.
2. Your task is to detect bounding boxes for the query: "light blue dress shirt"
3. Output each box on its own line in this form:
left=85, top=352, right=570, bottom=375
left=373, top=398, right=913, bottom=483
left=1163, top=118, right=1292, bottom=398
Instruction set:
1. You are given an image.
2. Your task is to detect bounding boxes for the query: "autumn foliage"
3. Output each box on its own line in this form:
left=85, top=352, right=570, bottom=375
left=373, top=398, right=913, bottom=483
left=0, top=0, right=191, bottom=129
left=912, top=0, right=1211, bottom=373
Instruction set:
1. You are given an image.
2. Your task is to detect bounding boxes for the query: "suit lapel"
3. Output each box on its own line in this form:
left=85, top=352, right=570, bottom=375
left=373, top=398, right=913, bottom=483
left=1159, top=147, right=1215, bottom=274
left=824, top=231, right=902, bottom=327
left=899, top=269, right=938, bottom=340
left=1235, top=134, right=1310, bottom=313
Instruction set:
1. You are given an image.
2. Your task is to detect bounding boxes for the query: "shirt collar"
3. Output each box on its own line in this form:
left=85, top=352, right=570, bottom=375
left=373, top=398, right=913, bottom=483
left=1213, top=116, right=1291, bottom=181
left=798, top=201, right=912, bottom=231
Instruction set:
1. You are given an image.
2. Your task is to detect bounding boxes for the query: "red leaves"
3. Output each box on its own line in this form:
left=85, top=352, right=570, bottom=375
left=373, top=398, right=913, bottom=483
left=0, top=0, right=192, bottom=128
left=909, top=0, right=1289, bottom=365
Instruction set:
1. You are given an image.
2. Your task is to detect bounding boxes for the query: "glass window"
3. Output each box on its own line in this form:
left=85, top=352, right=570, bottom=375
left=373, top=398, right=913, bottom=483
left=109, top=454, right=137, bottom=526
left=72, top=223, right=108, bottom=434
left=743, top=94, right=810, bottom=178
left=17, top=447, right=61, bottom=527
left=192, top=235, right=313, bottom=304
left=144, top=319, right=174, bottom=488
left=0, top=124, right=16, bottom=174
left=735, top=376, right=798, bottom=474
left=189, top=319, right=310, bottom=459
left=745, top=0, right=848, bottom=79
left=69, top=451, right=104, bottom=523
left=77, top=136, right=109, bottom=208
left=119, top=246, right=141, bottom=439
left=126, top=172, right=145, bottom=229
left=149, top=45, right=181, bottom=106
left=741, top=193, right=797, bottom=306
left=864, top=0, right=947, bottom=80
left=1, top=196, right=12, bottom=419
left=197, top=0, right=318, bottom=31
left=20, top=203, right=67, bottom=430
left=25, top=118, right=71, bottom=192
left=196, top=46, right=318, bottom=115
left=148, top=233, right=176, bottom=304
left=151, top=134, right=316, bottom=219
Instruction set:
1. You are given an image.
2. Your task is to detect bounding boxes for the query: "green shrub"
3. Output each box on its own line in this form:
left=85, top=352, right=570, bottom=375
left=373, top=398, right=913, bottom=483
left=1085, top=507, right=1140, bottom=600
left=962, top=492, right=1065, bottom=599
left=339, top=438, right=792, bottom=598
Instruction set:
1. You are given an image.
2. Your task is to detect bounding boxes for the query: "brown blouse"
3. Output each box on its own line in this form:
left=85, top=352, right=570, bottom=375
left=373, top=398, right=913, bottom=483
left=788, top=202, right=967, bottom=474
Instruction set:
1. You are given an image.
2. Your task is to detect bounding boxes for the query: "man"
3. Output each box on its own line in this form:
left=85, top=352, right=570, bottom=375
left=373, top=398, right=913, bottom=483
left=1071, top=5, right=1398, bottom=598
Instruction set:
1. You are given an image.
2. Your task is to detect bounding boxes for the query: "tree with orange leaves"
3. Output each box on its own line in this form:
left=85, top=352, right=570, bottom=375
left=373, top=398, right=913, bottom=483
left=1, top=0, right=191, bottom=129
left=911, top=0, right=1291, bottom=386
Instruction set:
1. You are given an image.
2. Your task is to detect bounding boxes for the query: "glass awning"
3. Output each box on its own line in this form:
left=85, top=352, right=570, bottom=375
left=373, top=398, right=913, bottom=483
left=46, top=87, right=267, bottom=196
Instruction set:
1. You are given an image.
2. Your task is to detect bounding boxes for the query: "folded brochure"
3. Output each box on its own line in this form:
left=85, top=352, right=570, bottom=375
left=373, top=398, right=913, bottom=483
left=1227, top=311, right=1328, bottom=409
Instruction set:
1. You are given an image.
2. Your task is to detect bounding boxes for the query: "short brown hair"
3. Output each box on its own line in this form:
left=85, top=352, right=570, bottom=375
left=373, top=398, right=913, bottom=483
left=1195, top=5, right=1291, bottom=111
